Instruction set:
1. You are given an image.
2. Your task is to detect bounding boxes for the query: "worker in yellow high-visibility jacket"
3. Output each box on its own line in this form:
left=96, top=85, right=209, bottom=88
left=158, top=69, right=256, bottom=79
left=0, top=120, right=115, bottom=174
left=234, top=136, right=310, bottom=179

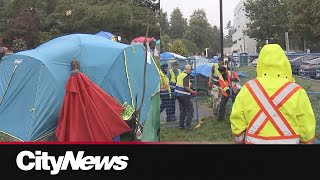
left=160, top=64, right=172, bottom=122
left=230, top=44, right=316, bottom=144
left=167, top=61, right=181, bottom=121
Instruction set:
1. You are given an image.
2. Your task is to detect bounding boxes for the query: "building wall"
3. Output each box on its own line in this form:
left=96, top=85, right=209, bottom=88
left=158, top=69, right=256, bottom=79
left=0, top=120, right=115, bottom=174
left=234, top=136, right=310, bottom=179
left=232, top=0, right=257, bottom=55
left=224, top=47, right=232, bottom=56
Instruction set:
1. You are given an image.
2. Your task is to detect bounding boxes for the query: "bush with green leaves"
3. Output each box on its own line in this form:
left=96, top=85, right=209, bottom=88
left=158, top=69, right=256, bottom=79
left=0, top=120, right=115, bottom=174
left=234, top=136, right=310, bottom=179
left=12, top=37, right=27, bottom=51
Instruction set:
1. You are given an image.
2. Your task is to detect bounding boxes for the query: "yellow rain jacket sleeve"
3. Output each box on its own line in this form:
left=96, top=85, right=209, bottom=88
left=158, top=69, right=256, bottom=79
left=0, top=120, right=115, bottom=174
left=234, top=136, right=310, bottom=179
left=295, top=88, right=316, bottom=143
left=230, top=84, right=247, bottom=136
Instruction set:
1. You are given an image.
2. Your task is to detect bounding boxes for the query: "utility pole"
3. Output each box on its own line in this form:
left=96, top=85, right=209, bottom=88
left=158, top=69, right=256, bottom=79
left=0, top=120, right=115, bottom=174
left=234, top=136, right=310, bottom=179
left=220, top=0, right=224, bottom=58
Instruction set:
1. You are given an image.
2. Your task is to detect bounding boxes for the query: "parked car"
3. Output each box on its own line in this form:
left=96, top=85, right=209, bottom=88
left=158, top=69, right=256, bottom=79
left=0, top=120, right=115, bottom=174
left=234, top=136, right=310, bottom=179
left=316, top=69, right=320, bottom=79
left=299, top=57, right=320, bottom=78
left=289, top=55, right=318, bottom=75
left=249, top=58, right=258, bottom=67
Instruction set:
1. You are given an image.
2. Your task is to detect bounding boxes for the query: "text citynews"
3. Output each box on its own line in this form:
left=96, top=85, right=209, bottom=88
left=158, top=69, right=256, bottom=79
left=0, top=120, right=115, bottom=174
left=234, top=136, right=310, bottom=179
left=16, top=151, right=129, bottom=175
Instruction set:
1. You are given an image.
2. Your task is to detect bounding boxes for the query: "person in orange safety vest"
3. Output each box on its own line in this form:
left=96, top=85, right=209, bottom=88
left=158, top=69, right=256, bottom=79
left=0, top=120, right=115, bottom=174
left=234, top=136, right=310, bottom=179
left=217, top=65, right=240, bottom=121
left=230, top=44, right=316, bottom=144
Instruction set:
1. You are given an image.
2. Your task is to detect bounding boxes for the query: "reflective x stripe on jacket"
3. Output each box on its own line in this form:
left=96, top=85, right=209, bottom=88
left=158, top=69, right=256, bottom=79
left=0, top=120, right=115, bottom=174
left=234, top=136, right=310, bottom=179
left=244, top=79, right=302, bottom=144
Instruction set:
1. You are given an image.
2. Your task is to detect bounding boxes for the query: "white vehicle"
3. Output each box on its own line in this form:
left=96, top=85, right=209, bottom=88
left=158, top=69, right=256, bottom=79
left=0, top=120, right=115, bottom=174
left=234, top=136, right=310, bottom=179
left=251, top=58, right=258, bottom=67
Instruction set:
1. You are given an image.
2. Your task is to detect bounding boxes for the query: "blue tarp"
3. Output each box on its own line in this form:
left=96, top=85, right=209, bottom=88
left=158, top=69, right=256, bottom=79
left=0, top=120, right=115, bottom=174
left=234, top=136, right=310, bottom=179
left=191, top=63, right=248, bottom=78
left=0, top=34, right=159, bottom=141
left=95, top=31, right=115, bottom=39
left=160, top=52, right=186, bottom=61
left=160, top=52, right=174, bottom=61
left=191, top=63, right=216, bottom=77
left=208, top=56, right=218, bottom=63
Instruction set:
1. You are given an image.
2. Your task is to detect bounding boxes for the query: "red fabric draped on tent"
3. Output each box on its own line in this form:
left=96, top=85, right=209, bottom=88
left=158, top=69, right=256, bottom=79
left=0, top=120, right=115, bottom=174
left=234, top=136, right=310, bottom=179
left=55, top=71, right=131, bottom=142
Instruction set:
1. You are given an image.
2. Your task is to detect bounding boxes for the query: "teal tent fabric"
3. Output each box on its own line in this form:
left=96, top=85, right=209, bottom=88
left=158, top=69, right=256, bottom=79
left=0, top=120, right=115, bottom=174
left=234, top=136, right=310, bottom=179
left=141, top=86, right=160, bottom=142
left=0, top=34, right=159, bottom=141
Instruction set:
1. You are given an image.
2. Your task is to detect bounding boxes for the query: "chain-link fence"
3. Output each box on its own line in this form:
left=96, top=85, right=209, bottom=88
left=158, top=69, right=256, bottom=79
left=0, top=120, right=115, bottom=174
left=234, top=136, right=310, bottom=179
left=233, top=53, right=320, bottom=80
left=160, top=58, right=199, bottom=128
left=307, top=92, right=320, bottom=134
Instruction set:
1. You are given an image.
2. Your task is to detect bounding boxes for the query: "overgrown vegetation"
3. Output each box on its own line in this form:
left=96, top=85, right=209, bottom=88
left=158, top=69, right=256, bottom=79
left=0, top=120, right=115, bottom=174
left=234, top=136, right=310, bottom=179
left=0, top=0, right=160, bottom=49
left=160, top=8, right=222, bottom=56
left=244, top=0, right=320, bottom=52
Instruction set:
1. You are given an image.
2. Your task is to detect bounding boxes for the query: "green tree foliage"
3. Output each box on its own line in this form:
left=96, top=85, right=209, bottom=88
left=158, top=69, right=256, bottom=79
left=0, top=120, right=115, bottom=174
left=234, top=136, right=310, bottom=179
left=169, top=39, right=188, bottom=56
left=160, top=8, right=170, bottom=35
left=169, top=8, right=187, bottom=39
left=244, top=0, right=320, bottom=51
left=224, top=20, right=233, bottom=48
left=180, top=39, right=200, bottom=56
left=185, top=9, right=210, bottom=51
left=0, top=0, right=160, bottom=49
left=288, top=0, right=320, bottom=45
left=208, top=25, right=221, bottom=55
left=160, top=34, right=171, bottom=52
left=185, top=9, right=220, bottom=54
left=4, top=6, right=41, bottom=49
left=244, top=0, right=289, bottom=48
left=161, top=8, right=221, bottom=56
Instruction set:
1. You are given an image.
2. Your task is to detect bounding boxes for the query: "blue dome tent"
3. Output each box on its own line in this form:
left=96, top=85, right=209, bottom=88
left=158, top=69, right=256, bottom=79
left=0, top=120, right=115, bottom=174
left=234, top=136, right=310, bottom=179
left=0, top=34, right=159, bottom=141
left=191, top=63, right=216, bottom=77
left=160, top=52, right=186, bottom=61
left=160, top=52, right=188, bottom=71
left=208, top=56, right=219, bottom=63
left=95, top=31, right=115, bottom=39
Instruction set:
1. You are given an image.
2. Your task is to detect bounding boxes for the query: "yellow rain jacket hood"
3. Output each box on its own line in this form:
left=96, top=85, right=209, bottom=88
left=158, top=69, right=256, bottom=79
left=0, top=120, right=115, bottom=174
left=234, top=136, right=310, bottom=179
left=256, top=44, right=295, bottom=82
left=229, top=44, right=316, bottom=144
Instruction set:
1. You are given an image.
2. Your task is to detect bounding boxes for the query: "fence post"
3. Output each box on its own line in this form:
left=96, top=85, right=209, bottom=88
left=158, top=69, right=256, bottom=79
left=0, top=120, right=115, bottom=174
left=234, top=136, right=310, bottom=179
left=194, top=59, right=199, bottom=123
left=229, top=55, right=233, bottom=112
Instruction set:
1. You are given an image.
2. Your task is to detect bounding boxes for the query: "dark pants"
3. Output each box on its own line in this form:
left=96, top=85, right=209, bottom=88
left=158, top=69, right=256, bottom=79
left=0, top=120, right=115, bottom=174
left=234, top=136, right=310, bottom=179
left=218, top=93, right=237, bottom=121
left=160, top=91, right=171, bottom=121
left=177, top=95, right=194, bottom=128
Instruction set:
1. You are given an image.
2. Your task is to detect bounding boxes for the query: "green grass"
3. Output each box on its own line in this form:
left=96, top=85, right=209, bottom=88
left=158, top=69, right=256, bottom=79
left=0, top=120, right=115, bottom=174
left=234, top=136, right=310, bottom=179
left=160, top=116, right=233, bottom=143
left=160, top=100, right=234, bottom=143
left=161, top=65, right=320, bottom=142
